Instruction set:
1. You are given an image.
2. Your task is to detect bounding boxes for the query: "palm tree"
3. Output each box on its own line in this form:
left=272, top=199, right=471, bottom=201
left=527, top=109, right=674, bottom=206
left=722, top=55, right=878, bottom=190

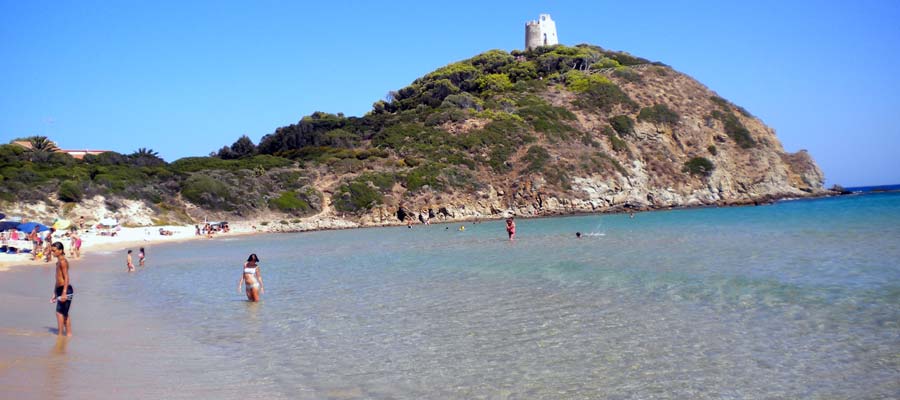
left=132, top=147, right=159, bottom=158
left=24, top=136, right=60, bottom=162
left=130, top=147, right=165, bottom=167
left=27, top=136, right=60, bottom=151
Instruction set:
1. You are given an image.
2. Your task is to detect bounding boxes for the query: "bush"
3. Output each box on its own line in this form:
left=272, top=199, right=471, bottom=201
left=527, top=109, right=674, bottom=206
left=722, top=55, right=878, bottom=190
left=709, top=110, right=755, bottom=148
left=602, top=126, right=629, bottom=153
left=608, top=115, right=635, bottom=136
left=638, top=104, right=680, bottom=125
left=269, top=190, right=313, bottom=215
left=515, top=96, right=577, bottom=140
left=612, top=67, right=641, bottom=82
left=406, top=164, right=444, bottom=192
left=58, top=180, right=83, bottom=202
left=332, top=181, right=384, bottom=214
left=522, top=145, right=550, bottom=173
left=574, top=81, right=636, bottom=112
left=683, top=157, right=715, bottom=177
left=180, top=174, right=235, bottom=210
left=563, top=70, right=611, bottom=93
left=707, top=145, right=718, bottom=155
left=474, top=73, right=513, bottom=94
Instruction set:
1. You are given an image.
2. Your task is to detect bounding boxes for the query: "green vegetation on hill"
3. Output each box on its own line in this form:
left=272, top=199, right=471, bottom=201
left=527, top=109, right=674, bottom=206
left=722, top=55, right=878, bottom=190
left=1, top=44, right=769, bottom=219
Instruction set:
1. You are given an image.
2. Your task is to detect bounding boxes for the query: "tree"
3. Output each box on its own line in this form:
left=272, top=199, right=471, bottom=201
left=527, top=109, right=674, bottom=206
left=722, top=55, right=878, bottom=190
left=230, top=135, right=257, bottom=158
left=129, top=147, right=166, bottom=167
left=24, top=136, right=59, bottom=162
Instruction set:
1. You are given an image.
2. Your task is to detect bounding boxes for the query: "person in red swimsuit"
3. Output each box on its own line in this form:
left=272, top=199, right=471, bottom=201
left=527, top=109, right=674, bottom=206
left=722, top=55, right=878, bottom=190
left=506, top=217, right=516, bottom=241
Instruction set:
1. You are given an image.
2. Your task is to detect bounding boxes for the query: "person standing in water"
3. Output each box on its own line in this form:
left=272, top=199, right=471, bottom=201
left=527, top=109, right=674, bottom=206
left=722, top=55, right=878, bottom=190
left=138, top=247, right=145, bottom=266
left=237, top=253, right=264, bottom=302
left=50, top=242, right=73, bottom=336
left=126, top=250, right=135, bottom=272
left=506, top=217, right=516, bottom=241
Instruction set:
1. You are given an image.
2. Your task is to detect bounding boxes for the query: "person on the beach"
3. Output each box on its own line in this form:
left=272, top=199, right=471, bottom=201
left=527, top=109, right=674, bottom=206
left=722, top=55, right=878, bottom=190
left=71, top=231, right=82, bottom=259
left=126, top=250, right=135, bottom=272
left=50, top=242, right=73, bottom=336
left=237, top=253, right=264, bottom=302
left=28, top=226, right=41, bottom=260
left=139, top=247, right=145, bottom=266
left=506, top=217, right=516, bottom=240
left=43, top=228, right=56, bottom=262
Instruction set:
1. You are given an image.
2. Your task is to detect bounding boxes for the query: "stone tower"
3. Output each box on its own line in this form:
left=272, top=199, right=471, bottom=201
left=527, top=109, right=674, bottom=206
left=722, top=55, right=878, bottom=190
left=525, top=14, right=558, bottom=50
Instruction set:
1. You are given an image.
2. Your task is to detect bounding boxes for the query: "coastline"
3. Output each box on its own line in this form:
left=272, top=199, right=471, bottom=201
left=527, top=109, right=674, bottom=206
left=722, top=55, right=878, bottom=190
left=0, top=190, right=838, bottom=273
left=0, top=223, right=263, bottom=273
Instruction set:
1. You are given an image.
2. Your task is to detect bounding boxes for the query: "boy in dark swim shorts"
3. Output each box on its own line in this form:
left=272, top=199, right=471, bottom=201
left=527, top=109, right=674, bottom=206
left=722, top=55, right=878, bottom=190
left=50, top=242, right=73, bottom=336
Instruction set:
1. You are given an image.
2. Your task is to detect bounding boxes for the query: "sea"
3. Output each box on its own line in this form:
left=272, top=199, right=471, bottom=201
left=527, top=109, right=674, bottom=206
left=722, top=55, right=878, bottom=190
left=1, top=191, right=898, bottom=399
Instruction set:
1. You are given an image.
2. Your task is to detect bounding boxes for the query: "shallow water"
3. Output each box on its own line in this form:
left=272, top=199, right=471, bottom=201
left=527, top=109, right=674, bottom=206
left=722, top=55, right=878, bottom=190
left=2, top=193, right=899, bottom=399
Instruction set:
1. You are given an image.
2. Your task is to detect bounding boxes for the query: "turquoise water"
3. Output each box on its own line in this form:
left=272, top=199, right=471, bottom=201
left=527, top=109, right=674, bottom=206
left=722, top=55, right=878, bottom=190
left=11, top=193, right=900, bottom=399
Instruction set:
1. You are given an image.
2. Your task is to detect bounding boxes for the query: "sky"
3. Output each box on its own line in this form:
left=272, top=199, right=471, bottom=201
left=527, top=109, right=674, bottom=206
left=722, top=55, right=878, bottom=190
left=1, top=1, right=898, bottom=187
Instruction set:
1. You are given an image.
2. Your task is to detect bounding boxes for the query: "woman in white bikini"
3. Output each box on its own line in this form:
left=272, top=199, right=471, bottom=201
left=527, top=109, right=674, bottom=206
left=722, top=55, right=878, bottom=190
left=237, top=253, right=264, bottom=302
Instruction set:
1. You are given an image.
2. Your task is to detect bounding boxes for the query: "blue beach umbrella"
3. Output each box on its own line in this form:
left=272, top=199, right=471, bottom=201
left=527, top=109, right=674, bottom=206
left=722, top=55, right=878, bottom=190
left=0, top=221, right=19, bottom=231
left=16, top=222, right=50, bottom=232
left=0, top=212, right=6, bottom=220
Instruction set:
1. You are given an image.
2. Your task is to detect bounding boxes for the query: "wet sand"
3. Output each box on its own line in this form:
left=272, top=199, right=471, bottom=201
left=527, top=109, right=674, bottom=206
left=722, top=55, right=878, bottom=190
left=0, top=245, right=254, bottom=399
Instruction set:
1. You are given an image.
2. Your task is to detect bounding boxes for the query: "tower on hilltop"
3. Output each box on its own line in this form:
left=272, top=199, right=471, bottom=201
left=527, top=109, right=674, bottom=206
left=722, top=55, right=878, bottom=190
left=525, top=14, right=558, bottom=50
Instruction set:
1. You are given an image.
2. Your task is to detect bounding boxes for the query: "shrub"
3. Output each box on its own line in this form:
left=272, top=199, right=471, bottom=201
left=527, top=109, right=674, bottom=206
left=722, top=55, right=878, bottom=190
left=269, top=188, right=321, bottom=215
left=612, top=67, right=641, bottom=82
left=608, top=115, right=635, bottom=136
left=574, top=81, right=636, bottom=112
left=332, top=181, right=384, bottom=214
left=474, top=73, right=513, bottom=94
left=406, top=164, right=444, bottom=192
left=58, top=180, right=83, bottom=202
left=707, top=145, right=718, bottom=155
left=563, top=70, right=610, bottom=93
left=638, top=104, right=680, bottom=126
left=602, top=126, right=629, bottom=153
left=180, top=174, right=235, bottom=210
left=515, top=96, right=576, bottom=140
left=592, top=58, right=620, bottom=69
left=522, top=145, right=550, bottom=173
left=683, top=157, right=715, bottom=177
left=709, top=110, right=755, bottom=148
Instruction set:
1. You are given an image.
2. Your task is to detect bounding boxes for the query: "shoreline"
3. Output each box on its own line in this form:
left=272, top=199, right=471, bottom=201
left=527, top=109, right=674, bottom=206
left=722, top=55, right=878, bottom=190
left=0, top=191, right=838, bottom=272
left=0, top=223, right=264, bottom=273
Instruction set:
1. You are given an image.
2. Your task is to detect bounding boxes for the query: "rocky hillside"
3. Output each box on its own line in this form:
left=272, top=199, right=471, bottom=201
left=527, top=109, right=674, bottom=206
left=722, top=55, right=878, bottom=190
left=1, top=44, right=827, bottom=229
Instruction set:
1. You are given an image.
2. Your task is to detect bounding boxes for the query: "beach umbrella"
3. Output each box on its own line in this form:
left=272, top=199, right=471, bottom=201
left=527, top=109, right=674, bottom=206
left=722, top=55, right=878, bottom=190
left=16, top=222, right=49, bottom=232
left=0, top=221, right=19, bottom=231
left=52, top=219, right=71, bottom=230
left=0, top=212, right=5, bottom=220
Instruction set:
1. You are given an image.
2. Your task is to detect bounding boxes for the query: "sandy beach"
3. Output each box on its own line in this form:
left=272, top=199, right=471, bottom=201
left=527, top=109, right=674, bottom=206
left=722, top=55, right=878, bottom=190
left=0, top=222, right=261, bottom=272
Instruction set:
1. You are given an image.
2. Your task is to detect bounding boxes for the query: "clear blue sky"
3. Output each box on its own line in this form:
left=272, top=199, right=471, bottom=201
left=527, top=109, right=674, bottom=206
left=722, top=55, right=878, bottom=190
left=1, top=1, right=898, bottom=186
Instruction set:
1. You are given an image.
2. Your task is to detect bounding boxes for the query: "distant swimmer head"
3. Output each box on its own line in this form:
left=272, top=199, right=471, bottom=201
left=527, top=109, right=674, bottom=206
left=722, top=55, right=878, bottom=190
left=247, top=253, right=260, bottom=263
left=576, top=232, right=582, bottom=238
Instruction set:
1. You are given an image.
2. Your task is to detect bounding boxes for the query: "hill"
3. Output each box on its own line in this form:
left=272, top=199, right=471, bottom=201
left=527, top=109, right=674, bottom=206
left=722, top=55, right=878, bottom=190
left=0, top=44, right=827, bottom=228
